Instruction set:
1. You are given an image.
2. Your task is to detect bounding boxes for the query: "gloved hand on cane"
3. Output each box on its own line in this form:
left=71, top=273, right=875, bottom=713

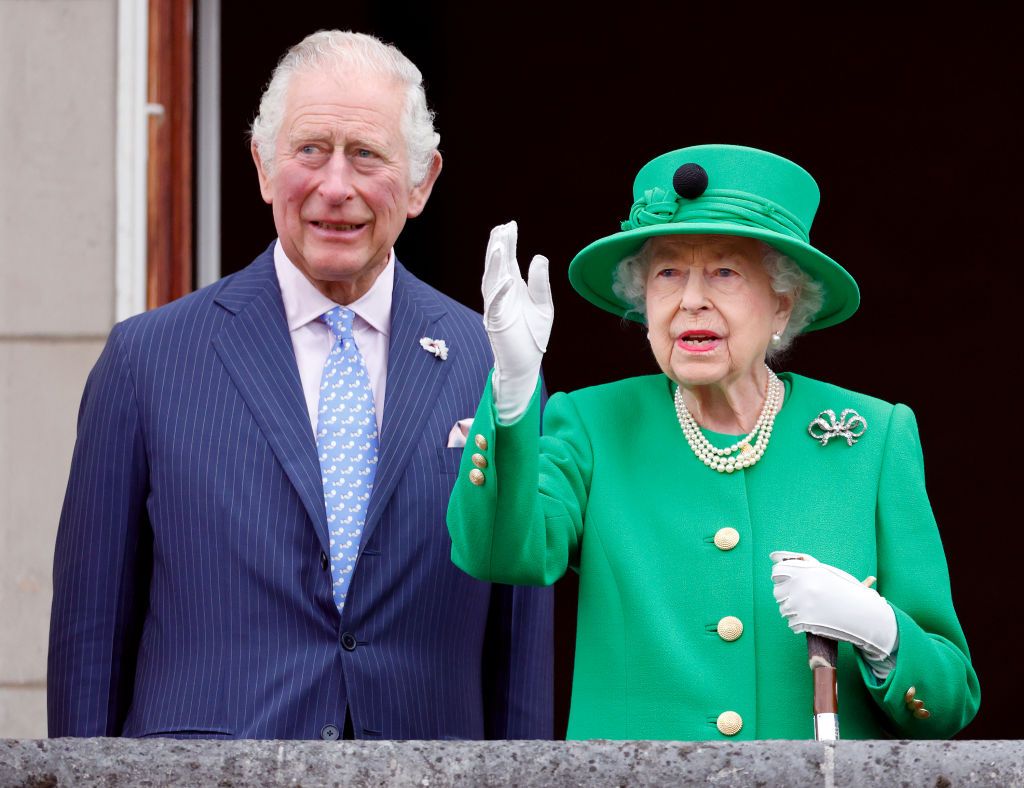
left=771, top=550, right=899, bottom=679
left=482, top=221, right=554, bottom=423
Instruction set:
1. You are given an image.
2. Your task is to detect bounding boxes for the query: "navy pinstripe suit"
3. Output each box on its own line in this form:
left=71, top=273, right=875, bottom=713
left=48, top=244, right=553, bottom=740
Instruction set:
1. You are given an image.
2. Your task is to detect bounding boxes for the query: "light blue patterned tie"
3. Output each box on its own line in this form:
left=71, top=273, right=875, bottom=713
left=316, top=306, right=379, bottom=614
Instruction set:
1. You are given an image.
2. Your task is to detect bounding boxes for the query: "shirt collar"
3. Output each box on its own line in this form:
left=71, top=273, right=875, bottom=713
left=274, top=239, right=393, bottom=337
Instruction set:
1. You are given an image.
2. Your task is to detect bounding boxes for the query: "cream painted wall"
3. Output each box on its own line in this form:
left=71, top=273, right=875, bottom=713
left=0, top=0, right=118, bottom=738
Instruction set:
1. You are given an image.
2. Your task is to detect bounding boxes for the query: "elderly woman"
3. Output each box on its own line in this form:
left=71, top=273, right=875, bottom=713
left=447, top=144, right=979, bottom=740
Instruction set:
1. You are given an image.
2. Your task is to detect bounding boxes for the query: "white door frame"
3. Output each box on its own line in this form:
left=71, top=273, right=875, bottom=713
left=115, top=0, right=150, bottom=320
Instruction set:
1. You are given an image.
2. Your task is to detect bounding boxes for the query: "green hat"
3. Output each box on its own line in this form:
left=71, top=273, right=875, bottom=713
left=568, top=144, right=859, bottom=332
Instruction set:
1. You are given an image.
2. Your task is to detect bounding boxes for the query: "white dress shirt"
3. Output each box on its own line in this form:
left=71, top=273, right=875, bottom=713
left=273, top=240, right=393, bottom=436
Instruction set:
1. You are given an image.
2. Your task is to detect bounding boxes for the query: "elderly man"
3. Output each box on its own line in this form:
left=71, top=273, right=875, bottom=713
left=47, top=30, right=553, bottom=741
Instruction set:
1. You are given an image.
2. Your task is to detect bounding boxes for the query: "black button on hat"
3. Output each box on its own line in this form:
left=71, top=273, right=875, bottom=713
left=673, top=163, right=709, bottom=199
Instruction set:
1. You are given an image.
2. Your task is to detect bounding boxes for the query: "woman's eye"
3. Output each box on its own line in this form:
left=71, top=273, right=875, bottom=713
left=713, top=267, right=736, bottom=278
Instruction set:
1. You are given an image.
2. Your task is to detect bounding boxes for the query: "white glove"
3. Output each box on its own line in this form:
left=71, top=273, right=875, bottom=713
left=481, top=221, right=553, bottom=423
left=771, top=551, right=898, bottom=676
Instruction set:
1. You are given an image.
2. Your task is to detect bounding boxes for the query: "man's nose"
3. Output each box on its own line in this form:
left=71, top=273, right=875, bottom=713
left=318, top=152, right=356, bottom=203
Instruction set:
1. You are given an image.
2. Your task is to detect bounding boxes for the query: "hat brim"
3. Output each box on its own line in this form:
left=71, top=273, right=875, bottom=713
left=568, top=222, right=860, bottom=332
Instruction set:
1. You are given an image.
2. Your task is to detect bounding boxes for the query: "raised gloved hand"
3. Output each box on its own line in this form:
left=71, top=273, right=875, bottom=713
left=771, top=551, right=898, bottom=674
left=482, top=221, right=553, bottom=423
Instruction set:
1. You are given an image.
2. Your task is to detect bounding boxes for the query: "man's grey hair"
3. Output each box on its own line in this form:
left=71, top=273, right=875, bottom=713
left=250, top=30, right=440, bottom=184
left=611, top=238, right=825, bottom=362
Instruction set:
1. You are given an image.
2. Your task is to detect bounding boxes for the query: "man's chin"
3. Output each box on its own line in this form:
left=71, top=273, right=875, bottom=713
left=297, top=253, right=390, bottom=301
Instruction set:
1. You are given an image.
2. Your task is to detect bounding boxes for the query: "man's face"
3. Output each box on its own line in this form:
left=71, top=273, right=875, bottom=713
left=253, top=68, right=441, bottom=303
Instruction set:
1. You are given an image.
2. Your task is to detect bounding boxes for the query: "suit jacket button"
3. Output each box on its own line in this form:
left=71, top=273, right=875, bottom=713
left=716, top=616, right=744, bottom=641
left=341, top=632, right=358, bottom=651
left=714, top=527, right=740, bottom=550
left=716, top=711, right=743, bottom=736
left=320, top=551, right=329, bottom=571
left=320, top=724, right=340, bottom=740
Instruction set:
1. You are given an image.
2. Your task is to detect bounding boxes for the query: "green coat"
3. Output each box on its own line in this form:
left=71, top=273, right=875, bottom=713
left=447, top=371, right=980, bottom=740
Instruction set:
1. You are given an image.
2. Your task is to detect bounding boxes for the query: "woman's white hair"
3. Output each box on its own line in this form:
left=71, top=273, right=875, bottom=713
left=611, top=238, right=824, bottom=362
left=250, top=30, right=440, bottom=184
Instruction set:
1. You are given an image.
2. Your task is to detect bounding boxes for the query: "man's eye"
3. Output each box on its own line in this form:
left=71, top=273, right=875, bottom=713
left=356, top=148, right=375, bottom=158
left=300, top=145, right=319, bottom=155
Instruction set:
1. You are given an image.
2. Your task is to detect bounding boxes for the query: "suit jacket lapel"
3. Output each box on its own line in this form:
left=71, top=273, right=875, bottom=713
left=211, top=249, right=329, bottom=551
left=362, top=262, right=450, bottom=544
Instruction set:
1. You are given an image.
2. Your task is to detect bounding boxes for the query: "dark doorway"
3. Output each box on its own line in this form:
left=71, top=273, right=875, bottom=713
left=220, top=8, right=1022, bottom=739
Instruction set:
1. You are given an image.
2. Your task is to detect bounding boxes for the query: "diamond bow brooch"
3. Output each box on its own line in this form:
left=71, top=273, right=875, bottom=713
left=807, top=408, right=867, bottom=447
left=419, top=337, right=449, bottom=361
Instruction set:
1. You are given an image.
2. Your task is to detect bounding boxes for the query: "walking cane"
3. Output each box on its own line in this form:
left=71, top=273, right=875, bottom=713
left=807, top=574, right=877, bottom=741
left=807, top=633, right=839, bottom=740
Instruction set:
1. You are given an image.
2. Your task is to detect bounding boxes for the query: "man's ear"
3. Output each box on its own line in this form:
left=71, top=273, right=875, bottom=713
left=252, top=142, right=274, bottom=204
left=407, top=151, right=443, bottom=218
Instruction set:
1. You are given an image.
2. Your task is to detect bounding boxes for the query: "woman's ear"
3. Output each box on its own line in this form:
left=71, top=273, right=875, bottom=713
left=775, top=291, right=795, bottom=328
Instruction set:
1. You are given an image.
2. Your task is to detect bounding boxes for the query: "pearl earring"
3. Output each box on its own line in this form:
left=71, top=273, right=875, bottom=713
left=770, top=331, right=782, bottom=347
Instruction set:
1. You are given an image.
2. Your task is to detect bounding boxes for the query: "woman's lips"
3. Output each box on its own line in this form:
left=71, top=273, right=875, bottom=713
left=676, top=330, right=722, bottom=353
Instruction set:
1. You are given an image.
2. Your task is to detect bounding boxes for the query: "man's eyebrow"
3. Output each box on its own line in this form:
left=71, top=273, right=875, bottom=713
left=287, top=128, right=333, bottom=144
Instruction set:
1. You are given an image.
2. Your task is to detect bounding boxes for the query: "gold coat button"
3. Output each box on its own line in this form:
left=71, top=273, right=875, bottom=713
left=713, top=527, right=740, bottom=551
left=716, top=616, right=744, bottom=642
left=913, top=708, right=931, bottom=720
left=474, top=434, right=488, bottom=450
left=716, top=711, right=743, bottom=736
left=469, top=469, right=485, bottom=486
left=471, top=453, right=488, bottom=469
left=904, top=687, right=916, bottom=704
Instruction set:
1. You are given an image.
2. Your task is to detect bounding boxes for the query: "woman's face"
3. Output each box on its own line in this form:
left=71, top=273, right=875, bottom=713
left=644, top=235, right=792, bottom=389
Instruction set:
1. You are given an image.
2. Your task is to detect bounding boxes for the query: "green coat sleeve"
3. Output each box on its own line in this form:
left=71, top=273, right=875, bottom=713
left=857, top=403, right=981, bottom=737
left=447, top=374, right=590, bottom=586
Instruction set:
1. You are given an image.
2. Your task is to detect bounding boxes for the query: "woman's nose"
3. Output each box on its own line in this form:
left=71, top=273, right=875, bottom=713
left=678, top=269, right=710, bottom=311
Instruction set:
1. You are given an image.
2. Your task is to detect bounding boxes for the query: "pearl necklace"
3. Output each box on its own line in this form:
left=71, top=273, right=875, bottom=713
left=673, top=366, right=783, bottom=473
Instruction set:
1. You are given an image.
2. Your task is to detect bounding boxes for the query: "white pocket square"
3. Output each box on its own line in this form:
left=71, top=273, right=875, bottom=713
left=447, top=418, right=474, bottom=448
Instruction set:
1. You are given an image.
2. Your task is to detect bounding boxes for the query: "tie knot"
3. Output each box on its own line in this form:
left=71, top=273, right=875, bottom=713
left=321, top=306, right=355, bottom=338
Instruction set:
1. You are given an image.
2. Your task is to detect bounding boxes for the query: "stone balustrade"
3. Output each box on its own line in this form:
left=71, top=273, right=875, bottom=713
left=2, top=738, right=1022, bottom=786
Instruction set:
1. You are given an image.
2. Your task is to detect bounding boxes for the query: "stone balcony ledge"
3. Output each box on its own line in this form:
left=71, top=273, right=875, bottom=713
left=2, top=738, right=1022, bottom=787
